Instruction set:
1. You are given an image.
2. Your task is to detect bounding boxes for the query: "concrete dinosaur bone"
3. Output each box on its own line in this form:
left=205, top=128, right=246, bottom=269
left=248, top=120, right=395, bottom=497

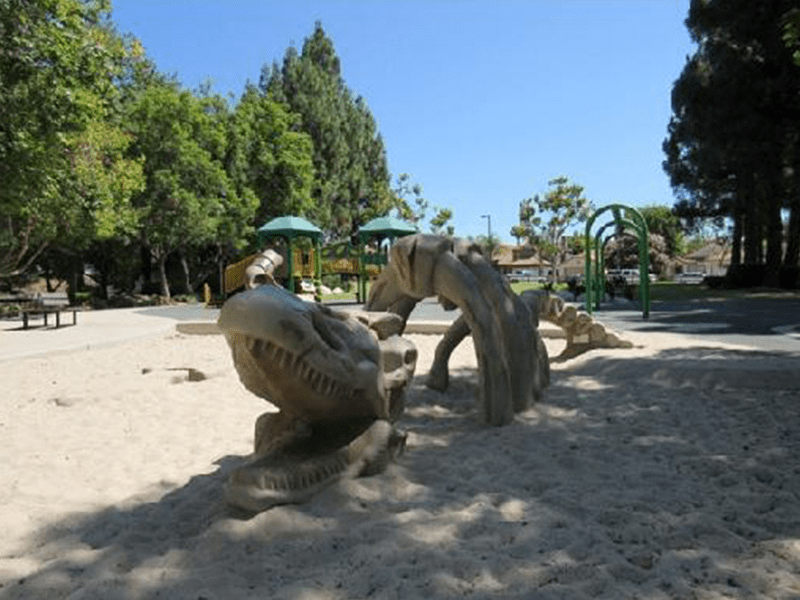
left=218, top=284, right=416, bottom=512
left=425, top=290, right=634, bottom=385
left=367, top=234, right=550, bottom=426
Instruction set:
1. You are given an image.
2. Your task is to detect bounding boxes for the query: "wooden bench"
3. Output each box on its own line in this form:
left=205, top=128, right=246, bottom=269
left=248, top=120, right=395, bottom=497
left=21, top=293, right=79, bottom=329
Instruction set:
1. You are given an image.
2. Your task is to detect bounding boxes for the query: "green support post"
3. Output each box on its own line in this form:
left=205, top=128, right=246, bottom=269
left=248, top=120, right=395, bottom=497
left=286, top=238, right=295, bottom=293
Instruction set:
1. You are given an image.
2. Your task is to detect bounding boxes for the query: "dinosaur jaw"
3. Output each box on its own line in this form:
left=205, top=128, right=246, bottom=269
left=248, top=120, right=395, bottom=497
left=225, top=420, right=406, bottom=513
left=218, top=285, right=389, bottom=421
left=226, top=331, right=382, bottom=421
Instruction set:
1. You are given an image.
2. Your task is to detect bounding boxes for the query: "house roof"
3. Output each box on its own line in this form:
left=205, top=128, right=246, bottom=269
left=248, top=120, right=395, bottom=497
left=683, top=242, right=731, bottom=263
left=493, top=244, right=551, bottom=267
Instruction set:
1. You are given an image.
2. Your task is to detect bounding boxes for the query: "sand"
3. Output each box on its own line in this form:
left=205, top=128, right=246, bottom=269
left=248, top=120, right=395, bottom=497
left=1, top=327, right=799, bottom=599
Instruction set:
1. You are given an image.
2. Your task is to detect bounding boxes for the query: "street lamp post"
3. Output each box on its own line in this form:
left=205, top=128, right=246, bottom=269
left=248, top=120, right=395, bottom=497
left=481, top=213, right=493, bottom=259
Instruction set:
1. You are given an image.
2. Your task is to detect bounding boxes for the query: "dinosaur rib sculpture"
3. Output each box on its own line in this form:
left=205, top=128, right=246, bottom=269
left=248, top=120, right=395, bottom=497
left=218, top=285, right=416, bottom=512
left=367, top=234, right=550, bottom=426
left=425, top=290, right=635, bottom=380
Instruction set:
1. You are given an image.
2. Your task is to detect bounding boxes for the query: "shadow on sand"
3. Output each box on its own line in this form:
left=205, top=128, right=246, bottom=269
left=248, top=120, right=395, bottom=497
left=5, top=346, right=800, bottom=599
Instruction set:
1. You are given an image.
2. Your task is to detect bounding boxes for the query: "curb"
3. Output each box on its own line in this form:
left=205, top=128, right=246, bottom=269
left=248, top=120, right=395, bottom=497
left=176, top=319, right=567, bottom=339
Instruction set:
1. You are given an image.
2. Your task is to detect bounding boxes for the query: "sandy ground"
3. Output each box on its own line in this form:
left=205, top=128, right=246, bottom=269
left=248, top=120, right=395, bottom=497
left=1, top=327, right=799, bottom=600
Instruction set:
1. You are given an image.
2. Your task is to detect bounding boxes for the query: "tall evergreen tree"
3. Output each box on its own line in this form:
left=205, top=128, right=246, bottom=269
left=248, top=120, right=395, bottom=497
left=230, top=84, right=314, bottom=228
left=261, top=22, right=392, bottom=239
left=664, top=0, right=800, bottom=285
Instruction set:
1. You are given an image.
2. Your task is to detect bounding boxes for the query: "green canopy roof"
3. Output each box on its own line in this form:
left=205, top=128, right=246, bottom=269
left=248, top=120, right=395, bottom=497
left=358, top=216, right=417, bottom=243
left=257, top=216, right=323, bottom=242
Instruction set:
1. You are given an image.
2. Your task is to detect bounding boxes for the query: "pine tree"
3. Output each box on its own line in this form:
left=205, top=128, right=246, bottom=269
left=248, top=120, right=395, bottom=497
left=261, top=22, right=392, bottom=239
left=664, top=0, right=800, bottom=285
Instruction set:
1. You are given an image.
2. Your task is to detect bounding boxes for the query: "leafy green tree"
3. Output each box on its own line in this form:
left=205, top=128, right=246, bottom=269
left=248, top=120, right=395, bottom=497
left=782, top=7, right=800, bottom=64
left=390, top=173, right=454, bottom=235
left=510, top=224, right=528, bottom=246
left=470, top=233, right=501, bottom=260
left=230, top=84, right=314, bottom=228
left=0, top=0, right=141, bottom=278
left=638, top=205, right=686, bottom=257
left=429, top=206, right=455, bottom=236
left=392, top=173, right=427, bottom=228
left=516, top=177, right=592, bottom=282
left=126, top=78, right=245, bottom=298
left=262, top=22, right=393, bottom=239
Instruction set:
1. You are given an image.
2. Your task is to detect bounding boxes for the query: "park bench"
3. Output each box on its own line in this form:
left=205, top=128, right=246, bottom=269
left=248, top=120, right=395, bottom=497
left=21, top=293, right=79, bottom=329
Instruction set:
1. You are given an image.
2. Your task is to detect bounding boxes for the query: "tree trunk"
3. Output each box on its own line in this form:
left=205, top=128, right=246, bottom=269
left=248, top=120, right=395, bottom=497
left=785, top=196, right=800, bottom=269
left=157, top=253, right=171, bottom=300
left=742, top=173, right=760, bottom=264
left=764, top=182, right=783, bottom=287
left=140, top=241, right=152, bottom=291
left=179, top=251, right=191, bottom=296
left=731, top=204, right=742, bottom=267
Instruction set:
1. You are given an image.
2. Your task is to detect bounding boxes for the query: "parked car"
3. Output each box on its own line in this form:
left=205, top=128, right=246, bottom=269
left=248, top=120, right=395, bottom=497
left=507, top=270, right=547, bottom=283
left=606, top=269, right=641, bottom=285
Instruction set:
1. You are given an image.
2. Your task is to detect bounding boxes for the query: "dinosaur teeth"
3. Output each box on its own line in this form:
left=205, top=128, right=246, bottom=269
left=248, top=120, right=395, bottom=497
left=301, top=363, right=313, bottom=381
left=280, top=349, right=292, bottom=369
left=273, top=347, right=284, bottom=364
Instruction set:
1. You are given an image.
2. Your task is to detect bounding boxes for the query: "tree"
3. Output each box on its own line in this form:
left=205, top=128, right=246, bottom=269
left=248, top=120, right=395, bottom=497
left=429, top=206, right=454, bottom=237
left=510, top=224, right=528, bottom=246
left=0, top=0, right=140, bottom=279
left=392, top=173, right=427, bottom=227
left=390, top=174, right=455, bottom=235
left=231, top=84, right=314, bottom=228
left=126, top=78, right=246, bottom=298
left=664, top=0, right=800, bottom=286
left=515, top=177, right=592, bottom=282
left=638, top=205, right=686, bottom=258
left=261, top=22, right=393, bottom=239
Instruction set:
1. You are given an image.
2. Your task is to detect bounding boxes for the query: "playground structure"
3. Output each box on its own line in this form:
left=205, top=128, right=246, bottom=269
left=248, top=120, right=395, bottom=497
left=220, top=216, right=416, bottom=300
left=584, top=204, right=651, bottom=319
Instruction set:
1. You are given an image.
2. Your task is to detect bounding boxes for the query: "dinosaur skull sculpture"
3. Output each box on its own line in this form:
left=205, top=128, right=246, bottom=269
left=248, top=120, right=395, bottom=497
left=218, top=285, right=416, bottom=512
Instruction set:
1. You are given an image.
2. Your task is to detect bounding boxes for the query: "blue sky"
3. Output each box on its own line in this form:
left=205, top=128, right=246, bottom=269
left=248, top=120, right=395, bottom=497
left=112, top=0, right=694, bottom=242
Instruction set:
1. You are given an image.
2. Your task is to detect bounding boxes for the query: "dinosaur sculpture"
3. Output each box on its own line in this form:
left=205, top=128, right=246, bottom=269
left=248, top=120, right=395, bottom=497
left=218, top=284, right=416, bottom=512
left=367, top=234, right=550, bottom=426
left=528, top=291, right=634, bottom=360
left=423, top=289, right=634, bottom=393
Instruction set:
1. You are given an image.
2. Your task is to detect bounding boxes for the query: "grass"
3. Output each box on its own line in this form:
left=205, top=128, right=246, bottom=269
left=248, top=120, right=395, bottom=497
left=648, top=282, right=799, bottom=303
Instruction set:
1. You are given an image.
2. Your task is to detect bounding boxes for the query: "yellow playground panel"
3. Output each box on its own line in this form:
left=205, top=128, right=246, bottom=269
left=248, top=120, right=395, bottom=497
left=222, top=247, right=383, bottom=298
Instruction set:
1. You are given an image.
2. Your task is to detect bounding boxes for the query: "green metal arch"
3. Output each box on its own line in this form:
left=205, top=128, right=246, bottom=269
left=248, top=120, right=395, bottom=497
left=584, top=204, right=650, bottom=318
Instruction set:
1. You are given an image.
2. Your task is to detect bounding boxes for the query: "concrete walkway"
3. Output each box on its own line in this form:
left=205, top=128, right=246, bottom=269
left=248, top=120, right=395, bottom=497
left=0, top=300, right=565, bottom=362
left=0, top=305, right=216, bottom=362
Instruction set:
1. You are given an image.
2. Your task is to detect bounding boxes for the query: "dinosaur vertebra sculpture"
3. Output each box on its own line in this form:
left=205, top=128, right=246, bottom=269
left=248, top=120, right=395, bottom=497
left=525, top=291, right=634, bottom=360
left=218, top=284, right=416, bottom=512
left=367, top=234, right=549, bottom=426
